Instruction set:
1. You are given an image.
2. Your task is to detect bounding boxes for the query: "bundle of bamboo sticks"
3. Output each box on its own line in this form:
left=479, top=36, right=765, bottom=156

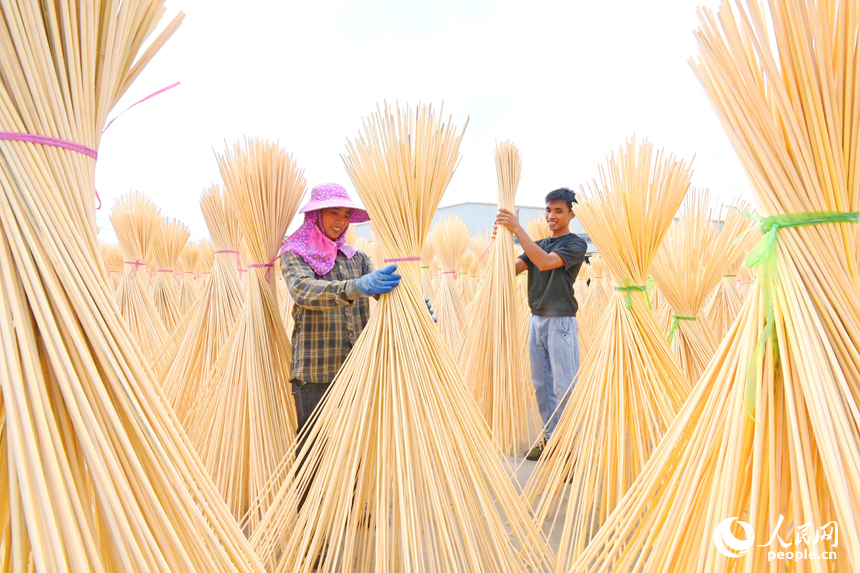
left=525, top=214, right=551, bottom=240
left=160, top=185, right=245, bottom=422
left=703, top=259, right=746, bottom=340
left=186, top=139, right=305, bottom=525
left=178, top=242, right=200, bottom=315
left=152, top=217, right=190, bottom=333
left=111, top=192, right=171, bottom=364
left=524, top=138, right=692, bottom=570
left=247, top=102, right=554, bottom=572
left=650, top=190, right=753, bottom=383
left=430, top=215, right=470, bottom=355
left=458, top=141, right=537, bottom=455
left=101, top=242, right=124, bottom=290
left=420, top=239, right=437, bottom=304
left=0, top=1, right=267, bottom=569
left=569, top=0, right=860, bottom=569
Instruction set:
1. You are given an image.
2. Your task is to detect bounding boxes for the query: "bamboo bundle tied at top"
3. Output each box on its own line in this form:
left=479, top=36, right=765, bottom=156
left=575, top=263, right=594, bottom=353
left=458, top=248, right=476, bottom=302
left=247, top=102, right=555, bottom=573
left=111, top=192, right=171, bottom=364
left=152, top=217, right=190, bottom=333
left=568, top=0, right=860, bottom=570
left=420, top=238, right=437, bottom=304
left=525, top=214, right=551, bottom=240
left=524, top=137, right=692, bottom=570
left=178, top=241, right=201, bottom=315
left=430, top=215, right=470, bottom=355
left=101, top=242, right=124, bottom=290
left=198, top=237, right=214, bottom=288
left=160, top=185, right=245, bottom=422
left=650, top=190, right=754, bottom=384
left=458, top=141, right=537, bottom=455
left=0, top=1, right=269, bottom=570
left=703, top=258, right=746, bottom=340
left=186, top=139, right=305, bottom=524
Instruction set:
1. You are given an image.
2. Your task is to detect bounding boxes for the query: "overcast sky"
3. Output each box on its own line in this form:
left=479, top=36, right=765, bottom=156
left=95, top=0, right=751, bottom=244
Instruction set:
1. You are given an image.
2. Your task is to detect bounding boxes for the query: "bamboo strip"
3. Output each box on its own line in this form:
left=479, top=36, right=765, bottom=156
left=247, top=102, right=555, bottom=572
left=524, top=137, right=692, bottom=570
left=568, top=0, right=860, bottom=569
left=458, top=141, right=538, bottom=456
left=0, top=1, right=267, bottom=569
left=186, top=139, right=305, bottom=525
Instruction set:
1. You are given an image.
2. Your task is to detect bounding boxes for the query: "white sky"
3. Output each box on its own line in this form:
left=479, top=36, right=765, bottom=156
left=95, top=0, right=752, bottom=244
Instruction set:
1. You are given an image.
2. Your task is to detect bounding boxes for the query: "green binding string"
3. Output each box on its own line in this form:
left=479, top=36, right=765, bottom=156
left=646, top=274, right=656, bottom=304
left=667, top=315, right=696, bottom=344
left=615, top=279, right=648, bottom=309
left=729, top=207, right=860, bottom=423
left=419, top=265, right=430, bottom=269
left=722, top=274, right=736, bottom=278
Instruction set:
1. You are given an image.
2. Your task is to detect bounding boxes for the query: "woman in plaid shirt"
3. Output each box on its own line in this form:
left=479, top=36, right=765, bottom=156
left=279, top=183, right=403, bottom=442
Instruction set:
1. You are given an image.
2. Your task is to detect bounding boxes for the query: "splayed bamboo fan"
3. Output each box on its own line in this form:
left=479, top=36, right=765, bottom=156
left=524, top=138, right=692, bottom=570
left=525, top=214, right=551, bottom=240
left=0, top=2, right=268, bottom=570
left=247, top=102, right=554, bottom=572
left=178, top=242, right=200, bottom=315
left=575, top=263, right=594, bottom=353
left=198, top=237, right=214, bottom=288
left=459, top=248, right=476, bottom=302
left=651, top=191, right=754, bottom=384
left=568, top=0, right=860, bottom=570
left=704, top=260, right=745, bottom=341
left=186, top=139, right=305, bottom=524
left=470, top=232, right=492, bottom=277
left=579, top=255, right=610, bottom=355
left=430, top=215, right=470, bottom=355
left=101, top=242, right=124, bottom=290
left=458, top=141, right=537, bottom=455
left=111, top=192, right=171, bottom=363
left=420, top=238, right=437, bottom=304
left=160, top=185, right=246, bottom=422
left=152, top=217, right=190, bottom=333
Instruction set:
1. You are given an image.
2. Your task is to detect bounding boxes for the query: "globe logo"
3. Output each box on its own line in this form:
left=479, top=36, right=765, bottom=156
left=713, top=517, right=755, bottom=558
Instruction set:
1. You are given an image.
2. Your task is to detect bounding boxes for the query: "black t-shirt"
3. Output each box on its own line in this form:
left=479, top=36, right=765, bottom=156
left=518, top=233, right=588, bottom=317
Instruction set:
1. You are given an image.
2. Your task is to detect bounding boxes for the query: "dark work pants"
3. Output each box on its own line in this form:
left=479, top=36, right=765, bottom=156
left=291, top=380, right=330, bottom=510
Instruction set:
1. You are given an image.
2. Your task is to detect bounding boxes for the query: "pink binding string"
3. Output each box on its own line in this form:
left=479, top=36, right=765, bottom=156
left=124, top=260, right=146, bottom=278
left=384, top=256, right=421, bottom=263
left=215, top=249, right=242, bottom=271
left=478, top=239, right=494, bottom=262
left=0, top=82, right=179, bottom=211
left=103, top=82, right=181, bottom=133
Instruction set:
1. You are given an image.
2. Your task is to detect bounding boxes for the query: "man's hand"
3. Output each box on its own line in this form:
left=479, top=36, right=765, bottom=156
left=493, top=208, right=521, bottom=239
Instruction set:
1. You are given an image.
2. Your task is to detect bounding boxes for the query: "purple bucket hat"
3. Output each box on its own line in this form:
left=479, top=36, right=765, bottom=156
left=298, top=182, right=369, bottom=223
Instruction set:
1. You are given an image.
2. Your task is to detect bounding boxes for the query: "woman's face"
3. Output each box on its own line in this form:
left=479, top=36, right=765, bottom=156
left=319, top=207, right=352, bottom=240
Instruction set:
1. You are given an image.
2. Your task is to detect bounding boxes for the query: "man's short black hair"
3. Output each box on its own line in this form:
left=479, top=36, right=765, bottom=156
left=545, top=187, right=576, bottom=211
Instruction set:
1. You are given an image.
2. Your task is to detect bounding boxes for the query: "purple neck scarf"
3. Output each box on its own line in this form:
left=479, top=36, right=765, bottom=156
left=280, top=210, right=358, bottom=276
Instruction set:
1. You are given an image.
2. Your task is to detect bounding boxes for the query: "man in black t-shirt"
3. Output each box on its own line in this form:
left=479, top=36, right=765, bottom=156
left=495, top=188, right=587, bottom=460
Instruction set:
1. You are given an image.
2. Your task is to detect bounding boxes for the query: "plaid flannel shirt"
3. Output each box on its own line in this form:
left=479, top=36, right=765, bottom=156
left=281, top=250, right=374, bottom=384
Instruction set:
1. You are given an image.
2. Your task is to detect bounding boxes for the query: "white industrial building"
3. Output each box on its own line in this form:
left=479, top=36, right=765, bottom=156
left=352, top=202, right=598, bottom=253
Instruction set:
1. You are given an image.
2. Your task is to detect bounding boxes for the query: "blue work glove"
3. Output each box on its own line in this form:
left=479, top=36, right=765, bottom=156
left=354, top=264, right=401, bottom=296
left=425, top=297, right=436, bottom=322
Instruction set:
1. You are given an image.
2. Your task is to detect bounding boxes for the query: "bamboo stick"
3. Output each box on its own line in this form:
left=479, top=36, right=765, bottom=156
left=524, top=137, right=693, bottom=570
left=568, top=0, right=860, bottom=569
left=159, top=185, right=245, bottom=422
left=458, top=141, right=538, bottom=455
left=246, top=102, right=555, bottom=573
left=430, top=215, right=470, bottom=355
left=0, top=1, right=267, bottom=569
left=186, top=139, right=305, bottom=525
